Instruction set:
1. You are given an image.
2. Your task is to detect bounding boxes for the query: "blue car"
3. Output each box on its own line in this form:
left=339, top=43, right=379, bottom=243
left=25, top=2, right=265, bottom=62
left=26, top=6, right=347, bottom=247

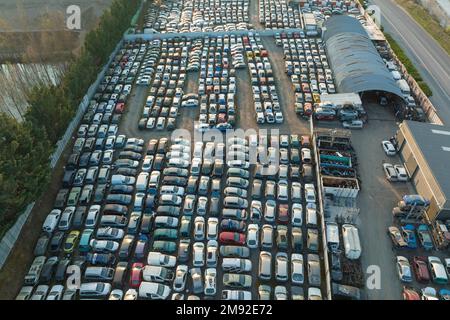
left=417, top=224, right=434, bottom=251
left=439, top=289, right=450, bottom=300
left=401, top=224, right=418, bottom=249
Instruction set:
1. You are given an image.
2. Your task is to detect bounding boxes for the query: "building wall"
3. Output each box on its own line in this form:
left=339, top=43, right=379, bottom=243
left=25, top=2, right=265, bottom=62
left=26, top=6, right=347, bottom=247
left=397, top=124, right=449, bottom=221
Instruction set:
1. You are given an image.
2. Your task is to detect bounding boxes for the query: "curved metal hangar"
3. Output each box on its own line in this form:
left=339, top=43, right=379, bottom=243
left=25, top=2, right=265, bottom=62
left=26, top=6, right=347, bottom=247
left=323, top=15, right=403, bottom=99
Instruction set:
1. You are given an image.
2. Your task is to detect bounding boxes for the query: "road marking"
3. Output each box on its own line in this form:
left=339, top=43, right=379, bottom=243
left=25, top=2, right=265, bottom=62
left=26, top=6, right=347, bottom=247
left=377, top=1, right=450, bottom=104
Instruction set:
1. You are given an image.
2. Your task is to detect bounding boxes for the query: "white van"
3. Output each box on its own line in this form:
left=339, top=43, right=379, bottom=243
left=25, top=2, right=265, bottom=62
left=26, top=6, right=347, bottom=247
left=136, top=172, right=149, bottom=192
left=221, top=258, right=252, bottom=273
left=342, top=224, right=362, bottom=260
left=396, top=79, right=411, bottom=98
left=306, top=204, right=317, bottom=227
left=326, top=222, right=340, bottom=252
left=142, top=266, right=174, bottom=283
left=79, top=282, right=111, bottom=299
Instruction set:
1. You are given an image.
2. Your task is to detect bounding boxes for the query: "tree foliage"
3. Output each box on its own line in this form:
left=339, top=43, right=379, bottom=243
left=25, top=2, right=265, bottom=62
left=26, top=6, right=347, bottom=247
left=0, top=0, right=141, bottom=235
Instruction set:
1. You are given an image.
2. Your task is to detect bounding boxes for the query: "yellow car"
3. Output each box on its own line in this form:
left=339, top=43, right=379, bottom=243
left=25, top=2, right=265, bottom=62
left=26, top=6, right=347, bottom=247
left=64, top=230, right=80, bottom=254
left=313, top=93, right=321, bottom=104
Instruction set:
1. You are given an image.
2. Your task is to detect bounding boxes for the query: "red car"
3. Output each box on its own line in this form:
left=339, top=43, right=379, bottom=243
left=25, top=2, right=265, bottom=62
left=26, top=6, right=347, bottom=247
left=277, top=204, right=289, bottom=224
left=115, top=103, right=125, bottom=114
left=219, top=232, right=245, bottom=245
left=412, top=256, right=430, bottom=283
left=129, top=262, right=143, bottom=288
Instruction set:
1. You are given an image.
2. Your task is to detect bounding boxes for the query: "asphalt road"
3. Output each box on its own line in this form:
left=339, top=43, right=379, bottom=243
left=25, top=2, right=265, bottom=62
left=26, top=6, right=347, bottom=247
left=370, top=0, right=450, bottom=125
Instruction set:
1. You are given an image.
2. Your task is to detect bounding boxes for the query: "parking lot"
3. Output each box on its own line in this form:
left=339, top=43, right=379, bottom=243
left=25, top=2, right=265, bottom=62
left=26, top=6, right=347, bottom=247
left=12, top=0, right=450, bottom=301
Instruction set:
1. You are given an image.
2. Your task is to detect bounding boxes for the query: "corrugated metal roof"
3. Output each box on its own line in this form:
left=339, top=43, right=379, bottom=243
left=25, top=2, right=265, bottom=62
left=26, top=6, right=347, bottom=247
left=323, top=15, right=403, bottom=97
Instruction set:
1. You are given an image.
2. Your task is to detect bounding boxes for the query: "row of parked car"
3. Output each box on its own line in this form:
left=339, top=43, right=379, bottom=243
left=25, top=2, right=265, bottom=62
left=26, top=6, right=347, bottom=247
left=16, top=38, right=169, bottom=300
left=259, top=0, right=303, bottom=29
left=244, top=34, right=284, bottom=124
left=277, top=34, right=335, bottom=118
left=137, top=38, right=193, bottom=131
left=192, top=36, right=243, bottom=131
left=142, top=0, right=252, bottom=34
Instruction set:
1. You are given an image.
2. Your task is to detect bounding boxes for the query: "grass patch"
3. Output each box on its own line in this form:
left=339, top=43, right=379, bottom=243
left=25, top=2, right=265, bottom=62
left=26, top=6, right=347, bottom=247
left=384, top=33, right=433, bottom=96
left=395, top=0, right=450, bottom=56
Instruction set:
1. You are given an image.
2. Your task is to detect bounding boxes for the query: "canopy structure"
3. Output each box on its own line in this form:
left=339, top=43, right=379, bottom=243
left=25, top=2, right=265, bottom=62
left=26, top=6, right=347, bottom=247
left=323, top=15, right=403, bottom=98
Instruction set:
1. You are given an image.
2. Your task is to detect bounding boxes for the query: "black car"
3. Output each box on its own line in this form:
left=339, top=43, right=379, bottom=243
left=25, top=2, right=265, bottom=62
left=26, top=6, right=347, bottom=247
left=62, top=170, right=76, bottom=188
left=49, top=232, right=64, bottom=253
left=124, top=145, right=143, bottom=153
left=146, top=140, right=158, bottom=155
left=138, top=118, right=147, bottom=130
left=72, top=206, right=87, bottom=228
left=143, top=195, right=158, bottom=213
left=86, top=253, right=116, bottom=266
left=54, top=189, right=69, bottom=208
left=118, top=235, right=135, bottom=260
left=54, top=258, right=70, bottom=282
left=66, top=153, right=80, bottom=170
left=106, top=194, right=132, bottom=205
left=116, top=168, right=137, bottom=176
left=162, top=176, right=187, bottom=187
left=34, top=235, right=49, bottom=256
left=110, top=185, right=134, bottom=194
left=156, top=205, right=180, bottom=217
left=93, top=184, right=107, bottom=204
left=40, top=256, right=59, bottom=283
left=140, top=213, right=155, bottom=234
left=220, top=219, right=246, bottom=232
left=79, top=152, right=92, bottom=168
left=153, top=155, right=165, bottom=170
left=119, top=151, right=142, bottom=161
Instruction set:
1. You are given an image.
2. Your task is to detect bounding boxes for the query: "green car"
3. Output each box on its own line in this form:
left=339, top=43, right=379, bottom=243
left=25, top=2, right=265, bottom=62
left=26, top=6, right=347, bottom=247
left=153, top=228, right=178, bottom=241
left=67, top=187, right=81, bottom=206
left=79, top=229, right=94, bottom=252
left=152, top=240, right=177, bottom=254
left=179, top=216, right=192, bottom=238
left=290, top=134, right=300, bottom=147
left=64, top=230, right=80, bottom=254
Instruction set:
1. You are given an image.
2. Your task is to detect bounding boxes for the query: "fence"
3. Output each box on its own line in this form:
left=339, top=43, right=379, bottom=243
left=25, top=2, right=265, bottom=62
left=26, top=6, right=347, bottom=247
left=49, top=38, right=125, bottom=168
left=0, top=203, right=35, bottom=269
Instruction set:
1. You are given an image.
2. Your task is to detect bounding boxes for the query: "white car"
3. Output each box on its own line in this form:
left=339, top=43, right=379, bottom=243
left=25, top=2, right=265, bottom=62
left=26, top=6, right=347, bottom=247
left=147, top=252, right=176, bottom=267
left=42, top=209, right=61, bottom=233
left=292, top=203, right=303, bottom=227
left=291, top=254, right=304, bottom=285
left=89, top=240, right=119, bottom=253
left=342, top=120, right=363, bottom=129
left=206, top=240, right=218, bottom=267
left=291, top=182, right=302, bottom=203
left=193, top=242, right=205, bottom=267
left=204, top=268, right=217, bottom=296
left=382, top=140, right=396, bottom=156
left=173, top=265, right=188, bottom=292
left=197, top=196, right=208, bottom=216
left=304, top=184, right=316, bottom=204
left=207, top=218, right=219, bottom=240
left=46, top=285, right=64, bottom=300
left=394, top=165, right=408, bottom=181
left=85, top=205, right=100, bottom=228
left=142, top=156, right=154, bottom=172
left=382, top=163, right=398, bottom=182
left=396, top=256, right=413, bottom=282
left=124, top=289, right=138, bottom=300
left=194, top=217, right=205, bottom=241
left=247, top=224, right=259, bottom=249
left=222, top=290, right=251, bottom=300
left=264, top=200, right=276, bottom=222
left=108, top=289, right=123, bottom=300
left=139, top=282, right=171, bottom=300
